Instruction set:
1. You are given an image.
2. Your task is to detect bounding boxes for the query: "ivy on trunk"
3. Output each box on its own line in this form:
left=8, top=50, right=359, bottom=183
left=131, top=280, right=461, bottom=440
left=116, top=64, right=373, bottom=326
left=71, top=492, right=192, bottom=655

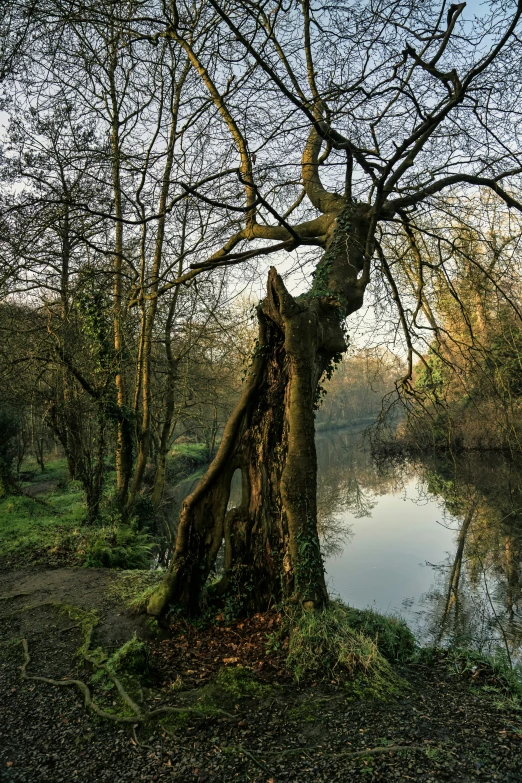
left=148, top=203, right=370, bottom=617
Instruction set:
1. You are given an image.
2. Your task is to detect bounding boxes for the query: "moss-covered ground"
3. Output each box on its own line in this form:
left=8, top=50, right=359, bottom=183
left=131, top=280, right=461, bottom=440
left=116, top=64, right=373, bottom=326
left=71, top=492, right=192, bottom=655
left=0, top=458, right=154, bottom=570
left=0, top=458, right=86, bottom=563
left=0, top=447, right=213, bottom=571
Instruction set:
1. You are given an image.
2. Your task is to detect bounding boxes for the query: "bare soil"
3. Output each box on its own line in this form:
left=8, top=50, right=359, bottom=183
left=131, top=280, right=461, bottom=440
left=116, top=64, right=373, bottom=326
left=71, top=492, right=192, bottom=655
left=22, top=481, right=59, bottom=499
left=1, top=567, right=522, bottom=782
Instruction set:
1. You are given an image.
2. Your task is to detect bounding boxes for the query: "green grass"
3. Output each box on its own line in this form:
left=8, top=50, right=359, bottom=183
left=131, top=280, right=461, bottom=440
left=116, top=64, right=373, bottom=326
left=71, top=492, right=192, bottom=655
left=106, top=570, right=165, bottom=610
left=19, top=455, right=69, bottom=481
left=340, top=606, right=416, bottom=662
left=167, top=442, right=209, bottom=482
left=0, top=457, right=153, bottom=569
left=0, top=482, right=86, bottom=558
left=284, top=600, right=407, bottom=697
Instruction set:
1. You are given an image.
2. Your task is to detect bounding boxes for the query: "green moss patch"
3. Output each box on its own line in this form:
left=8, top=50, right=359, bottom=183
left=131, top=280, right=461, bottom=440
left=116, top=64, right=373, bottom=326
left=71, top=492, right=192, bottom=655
left=194, top=665, right=274, bottom=710
left=105, top=635, right=149, bottom=676
left=58, top=604, right=100, bottom=657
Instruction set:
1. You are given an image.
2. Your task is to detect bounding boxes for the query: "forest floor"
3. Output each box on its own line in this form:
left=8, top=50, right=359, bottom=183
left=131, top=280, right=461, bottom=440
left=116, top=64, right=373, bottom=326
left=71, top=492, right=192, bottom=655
left=0, top=451, right=209, bottom=572
left=1, top=567, right=522, bottom=782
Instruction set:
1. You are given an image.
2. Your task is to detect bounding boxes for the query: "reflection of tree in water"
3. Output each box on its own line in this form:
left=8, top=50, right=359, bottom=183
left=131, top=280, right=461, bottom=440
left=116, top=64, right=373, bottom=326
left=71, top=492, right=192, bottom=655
left=417, top=453, right=522, bottom=661
left=316, top=429, right=412, bottom=557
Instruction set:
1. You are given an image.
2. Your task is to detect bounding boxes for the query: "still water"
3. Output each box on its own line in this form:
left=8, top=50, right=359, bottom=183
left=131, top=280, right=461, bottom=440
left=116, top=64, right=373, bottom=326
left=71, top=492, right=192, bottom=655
left=165, top=427, right=522, bottom=657
left=317, top=427, right=522, bottom=658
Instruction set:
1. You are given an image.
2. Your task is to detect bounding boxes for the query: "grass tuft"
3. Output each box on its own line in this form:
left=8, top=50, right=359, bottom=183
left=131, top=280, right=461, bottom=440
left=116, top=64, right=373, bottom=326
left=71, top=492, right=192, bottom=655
left=340, top=606, right=416, bottom=662
left=285, top=600, right=406, bottom=697
left=106, top=570, right=165, bottom=610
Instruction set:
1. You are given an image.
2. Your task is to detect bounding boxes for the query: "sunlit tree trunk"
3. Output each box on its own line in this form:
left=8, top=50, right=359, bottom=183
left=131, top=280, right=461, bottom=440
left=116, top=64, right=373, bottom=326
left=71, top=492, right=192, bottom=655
left=148, top=203, right=371, bottom=616
left=151, top=276, right=183, bottom=508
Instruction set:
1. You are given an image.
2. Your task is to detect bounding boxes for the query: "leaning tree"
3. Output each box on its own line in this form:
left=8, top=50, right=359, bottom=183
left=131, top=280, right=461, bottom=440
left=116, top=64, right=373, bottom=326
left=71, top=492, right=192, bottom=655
left=112, top=0, right=522, bottom=617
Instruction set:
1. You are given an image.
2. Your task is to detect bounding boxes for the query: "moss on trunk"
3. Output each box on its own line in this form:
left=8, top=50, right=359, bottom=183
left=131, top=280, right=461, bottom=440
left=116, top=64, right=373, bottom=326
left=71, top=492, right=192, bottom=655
left=148, top=204, right=371, bottom=618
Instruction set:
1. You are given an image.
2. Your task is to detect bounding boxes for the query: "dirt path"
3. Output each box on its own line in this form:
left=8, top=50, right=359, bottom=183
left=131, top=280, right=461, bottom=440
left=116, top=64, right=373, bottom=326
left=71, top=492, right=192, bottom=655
left=1, top=568, right=522, bottom=782
left=1, top=567, right=114, bottom=607
left=22, top=481, right=58, bottom=498
left=0, top=568, right=139, bottom=650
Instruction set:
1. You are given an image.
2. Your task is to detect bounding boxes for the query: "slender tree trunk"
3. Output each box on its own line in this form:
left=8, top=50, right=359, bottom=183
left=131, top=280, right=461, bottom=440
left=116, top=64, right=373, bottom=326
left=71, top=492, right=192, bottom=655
left=151, top=229, right=185, bottom=508
left=84, top=412, right=106, bottom=524
left=128, top=56, right=190, bottom=506
left=107, top=31, right=133, bottom=508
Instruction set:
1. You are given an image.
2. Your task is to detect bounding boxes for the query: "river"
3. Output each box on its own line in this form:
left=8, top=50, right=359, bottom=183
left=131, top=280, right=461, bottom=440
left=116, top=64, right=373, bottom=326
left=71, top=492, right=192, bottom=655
left=317, top=427, right=522, bottom=660
left=164, top=427, right=522, bottom=658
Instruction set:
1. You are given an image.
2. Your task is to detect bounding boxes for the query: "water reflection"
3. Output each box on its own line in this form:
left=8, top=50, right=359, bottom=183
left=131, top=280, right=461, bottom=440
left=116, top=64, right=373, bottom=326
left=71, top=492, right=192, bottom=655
left=318, top=429, right=522, bottom=661
left=157, top=426, right=522, bottom=660
left=417, top=454, right=522, bottom=661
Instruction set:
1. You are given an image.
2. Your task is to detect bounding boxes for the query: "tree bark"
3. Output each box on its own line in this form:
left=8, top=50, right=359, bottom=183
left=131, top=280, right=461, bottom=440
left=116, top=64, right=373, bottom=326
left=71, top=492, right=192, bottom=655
left=148, top=203, right=371, bottom=617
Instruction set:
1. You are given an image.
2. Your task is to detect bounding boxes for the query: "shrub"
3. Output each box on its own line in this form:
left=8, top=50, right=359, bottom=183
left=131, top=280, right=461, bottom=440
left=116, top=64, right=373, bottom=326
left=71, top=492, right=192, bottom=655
left=446, top=646, right=522, bottom=698
left=131, top=495, right=156, bottom=531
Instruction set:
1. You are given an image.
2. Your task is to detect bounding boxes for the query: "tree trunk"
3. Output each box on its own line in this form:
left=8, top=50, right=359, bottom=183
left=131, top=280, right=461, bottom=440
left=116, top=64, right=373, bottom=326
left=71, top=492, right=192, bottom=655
left=148, top=203, right=370, bottom=617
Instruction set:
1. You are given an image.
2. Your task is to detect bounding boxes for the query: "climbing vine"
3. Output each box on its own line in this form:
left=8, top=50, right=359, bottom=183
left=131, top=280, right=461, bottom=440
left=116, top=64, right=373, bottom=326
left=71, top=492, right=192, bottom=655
left=309, top=202, right=356, bottom=318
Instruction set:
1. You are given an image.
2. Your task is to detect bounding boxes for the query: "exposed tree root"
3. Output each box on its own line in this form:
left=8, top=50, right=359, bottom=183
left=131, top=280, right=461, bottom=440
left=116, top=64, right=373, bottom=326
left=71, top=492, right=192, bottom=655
left=0, top=601, right=58, bottom=621
left=0, top=592, right=31, bottom=602
left=218, top=740, right=428, bottom=779
left=20, top=638, right=231, bottom=724
left=131, top=724, right=154, bottom=750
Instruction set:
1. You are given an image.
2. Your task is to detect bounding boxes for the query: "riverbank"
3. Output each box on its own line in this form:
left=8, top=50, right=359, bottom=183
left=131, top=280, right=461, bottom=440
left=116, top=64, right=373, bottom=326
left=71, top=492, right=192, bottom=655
left=1, top=567, right=521, bottom=782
